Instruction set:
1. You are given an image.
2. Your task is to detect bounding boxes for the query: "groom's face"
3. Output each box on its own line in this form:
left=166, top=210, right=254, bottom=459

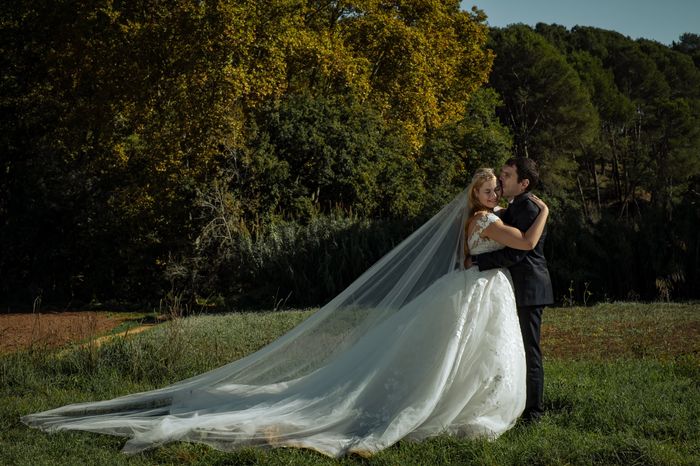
left=499, top=164, right=527, bottom=200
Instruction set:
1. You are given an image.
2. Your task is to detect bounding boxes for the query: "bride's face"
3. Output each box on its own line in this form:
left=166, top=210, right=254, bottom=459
left=477, top=178, right=499, bottom=209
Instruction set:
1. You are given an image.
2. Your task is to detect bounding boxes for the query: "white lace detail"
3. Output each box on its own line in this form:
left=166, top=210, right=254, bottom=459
left=467, top=212, right=504, bottom=255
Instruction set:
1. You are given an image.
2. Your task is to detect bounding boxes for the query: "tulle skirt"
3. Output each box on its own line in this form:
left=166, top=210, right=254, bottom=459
left=23, top=267, right=526, bottom=457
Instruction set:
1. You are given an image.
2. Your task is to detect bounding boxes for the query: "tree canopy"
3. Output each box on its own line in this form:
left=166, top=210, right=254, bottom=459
left=0, top=0, right=496, bottom=305
left=2, top=4, right=699, bottom=307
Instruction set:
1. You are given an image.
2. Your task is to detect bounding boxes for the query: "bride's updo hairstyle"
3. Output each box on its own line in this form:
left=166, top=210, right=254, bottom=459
left=467, top=168, right=497, bottom=216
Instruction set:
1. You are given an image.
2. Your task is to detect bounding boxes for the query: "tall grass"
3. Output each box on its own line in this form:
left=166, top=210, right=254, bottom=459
left=1, top=303, right=698, bottom=465
left=183, top=203, right=420, bottom=308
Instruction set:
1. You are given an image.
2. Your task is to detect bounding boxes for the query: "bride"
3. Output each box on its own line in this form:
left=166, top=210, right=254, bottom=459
left=22, top=168, right=549, bottom=457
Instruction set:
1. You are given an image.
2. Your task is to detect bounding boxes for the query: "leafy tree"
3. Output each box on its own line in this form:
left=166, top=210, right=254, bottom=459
left=532, top=24, right=700, bottom=300
left=635, top=40, right=700, bottom=214
left=0, top=0, right=277, bottom=302
left=339, top=0, right=493, bottom=145
left=488, top=25, right=598, bottom=192
left=243, top=92, right=393, bottom=220
left=1, top=0, right=496, bottom=305
left=565, top=49, right=635, bottom=218
left=672, top=32, right=700, bottom=67
left=419, top=88, right=512, bottom=210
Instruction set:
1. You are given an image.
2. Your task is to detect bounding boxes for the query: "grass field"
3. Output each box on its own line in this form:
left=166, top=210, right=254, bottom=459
left=1, top=302, right=698, bottom=465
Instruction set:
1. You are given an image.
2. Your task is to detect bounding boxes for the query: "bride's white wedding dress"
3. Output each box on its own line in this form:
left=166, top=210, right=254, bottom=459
left=23, top=207, right=525, bottom=457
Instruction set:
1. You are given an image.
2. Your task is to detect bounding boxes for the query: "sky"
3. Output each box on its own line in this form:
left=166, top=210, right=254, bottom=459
left=461, top=0, right=700, bottom=45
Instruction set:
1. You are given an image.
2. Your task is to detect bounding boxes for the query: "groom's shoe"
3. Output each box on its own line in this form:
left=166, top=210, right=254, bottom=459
left=520, top=411, right=543, bottom=426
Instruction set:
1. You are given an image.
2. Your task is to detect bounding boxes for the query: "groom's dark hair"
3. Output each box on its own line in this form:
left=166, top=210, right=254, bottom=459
left=506, top=157, right=539, bottom=192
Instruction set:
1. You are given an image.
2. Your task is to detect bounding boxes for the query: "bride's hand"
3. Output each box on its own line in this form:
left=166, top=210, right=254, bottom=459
left=529, top=194, right=548, bottom=213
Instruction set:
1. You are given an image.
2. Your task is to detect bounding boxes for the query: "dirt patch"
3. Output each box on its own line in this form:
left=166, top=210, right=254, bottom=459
left=3, top=308, right=698, bottom=360
left=542, top=320, right=700, bottom=360
left=0, top=311, right=132, bottom=353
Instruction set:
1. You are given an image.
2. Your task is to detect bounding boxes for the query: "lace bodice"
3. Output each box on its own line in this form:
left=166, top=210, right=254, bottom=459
left=467, top=212, right=505, bottom=255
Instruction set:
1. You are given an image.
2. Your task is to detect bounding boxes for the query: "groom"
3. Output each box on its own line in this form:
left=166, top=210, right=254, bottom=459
left=472, top=157, right=553, bottom=423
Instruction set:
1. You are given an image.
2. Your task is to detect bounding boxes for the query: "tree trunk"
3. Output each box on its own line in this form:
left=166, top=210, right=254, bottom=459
left=576, top=175, right=590, bottom=221
left=592, top=159, right=601, bottom=213
left=609, top=129, right=623, bottom=204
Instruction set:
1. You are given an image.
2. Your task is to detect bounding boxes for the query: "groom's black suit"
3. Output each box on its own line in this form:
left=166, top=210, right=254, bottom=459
left=474, top=192, right=553, bottom=421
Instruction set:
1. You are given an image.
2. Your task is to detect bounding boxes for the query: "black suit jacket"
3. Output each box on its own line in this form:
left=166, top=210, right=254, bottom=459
left=476, top=192, right=554, bottom=307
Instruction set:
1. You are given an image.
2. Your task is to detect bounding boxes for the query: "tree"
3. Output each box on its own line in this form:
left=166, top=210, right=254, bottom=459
left=0, top=0, right=284, bottom=302
left=488, top=25, right=598, bottom=192
left=636, top=40, right=700, bottom=215
left=419, top=88, right=512, bottom=210
left=0, top=0, right=520, bottom=305
left=339, top=0, right=492, bottom=146
left=244, top=92, right=390, bottom=220
left=534, top=24, right=700, bottom=300
left=672, top=32, right=700, bottom=67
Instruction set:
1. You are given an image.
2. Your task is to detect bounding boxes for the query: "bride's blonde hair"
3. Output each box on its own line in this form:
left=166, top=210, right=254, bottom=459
left=467, top=168, right=497, bottom=217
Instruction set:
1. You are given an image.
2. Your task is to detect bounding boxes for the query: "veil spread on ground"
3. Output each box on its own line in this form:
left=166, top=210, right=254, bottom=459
left=22, top=188, right=525, bottom=456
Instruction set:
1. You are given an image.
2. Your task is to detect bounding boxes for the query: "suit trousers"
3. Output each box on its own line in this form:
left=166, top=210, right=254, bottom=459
left=517, top=305, right=545, bottom=419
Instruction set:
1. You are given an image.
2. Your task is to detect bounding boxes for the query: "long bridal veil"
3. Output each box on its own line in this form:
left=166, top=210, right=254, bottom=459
left=22, top=189, right=480, bottom=454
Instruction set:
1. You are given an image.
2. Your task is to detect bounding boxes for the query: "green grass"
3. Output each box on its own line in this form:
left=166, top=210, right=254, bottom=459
left=1, top=303, right=698, bottom=465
